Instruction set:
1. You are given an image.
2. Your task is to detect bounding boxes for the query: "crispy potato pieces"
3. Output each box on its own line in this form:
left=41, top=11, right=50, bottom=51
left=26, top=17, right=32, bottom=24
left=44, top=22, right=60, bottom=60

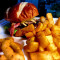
left=55, top=17, right=60, bottom=26
left=22, top=24, right=35, bottom=34
left=51, top=25, right=60, bottom=37
left=35, top=22, right=43, bottom=32
left=15, top=24, right=35, bottom=37
left=26, top=37, right=35, bottom=44
left=47, top=43, right=57, bottom=51
left=30, top=51, right=53, bottom=60
left=46, top=13, right=54, bottom=25
left=39, top=46, right=44, bottom=52
left=46, top=35, right=53, bottom=44
left=37, top=32, right=49, bottom=48
left=53, top=37, right=60, bottom=49
left=24, top=37, right=39, bottom=52
left=25, top=32, right=34, bottom=38
left=43, top=28, right=51, bottom=36
left=24, top=42, right=39, bottom=52
left=23, top=13, right=60, bottom=60
left=51, top=51, right=60, bottom=60
left=40, top=16, right=46, bottom=23
left=1, top=13, right=60, bottom=60
left=15, top=29, right=23, bottom=37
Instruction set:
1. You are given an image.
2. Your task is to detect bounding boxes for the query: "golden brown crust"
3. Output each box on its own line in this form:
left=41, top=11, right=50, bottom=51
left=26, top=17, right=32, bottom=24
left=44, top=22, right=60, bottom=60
left=19, top=3, right=39, bottom=22
left=5, top=3, right=20, bottom=23
left=5, top=3, right=39, bottom=23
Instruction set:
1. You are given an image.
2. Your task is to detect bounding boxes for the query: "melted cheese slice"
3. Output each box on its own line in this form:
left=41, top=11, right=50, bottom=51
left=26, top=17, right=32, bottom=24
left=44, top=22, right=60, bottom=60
left=17, top=2, right=28, bottom=18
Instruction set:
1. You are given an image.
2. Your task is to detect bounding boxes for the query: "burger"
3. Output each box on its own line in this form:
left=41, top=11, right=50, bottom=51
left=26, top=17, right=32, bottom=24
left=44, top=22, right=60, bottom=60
left=5, top=2, right=39, bottom=36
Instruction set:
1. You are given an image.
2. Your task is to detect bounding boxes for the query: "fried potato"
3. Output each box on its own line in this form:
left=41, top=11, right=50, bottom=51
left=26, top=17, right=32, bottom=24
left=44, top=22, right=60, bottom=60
left=46, top=13, right=53, bottom=19
left=24, top=42, right=39, bottom=52
left=47, top=23, right=53, bottom=29
left=55, top=17, right=60, bottom=26
left=37, top=32, right=49, bottom=48
left=36, top=31, right=44, bottom=37
left=32, top=30, right=36, bottom=35
left=51, top=25, right=60, bottom=37
left=26, top=37, right=35, bottom=44
left=43, top=28, right=51, bottom=36
left=51, top=25, right=60, bottom=31
left=51, top=51, right=60, bottom=60
left=35, top=22, right=43, bottom=32
left=51, top=30, right=60, bottom=37
left=38, top=35, right=57, bottom=51
left=46, top=35, right=53, bottom=44
left=40, top=16, right=46, bottom=23
left=46, top=35, right=57, bottom=51
left=22, top=24, right=35, bottom=34
left=23, top=13, right=60, bottom=60
left=53, top=37, right=60, bottom=49
left=30, top=51, right=53, bottom=60
left=42, top=20, right=49, bottom=30
left=25, top=32, right=34, bottom=38
left=15, top=29, right=23, bottom=37
left=46, top=13, right=54, bottom=25
left=39, top=46, right=44, bottom=52
left=47, top=43, right=57, bottom=51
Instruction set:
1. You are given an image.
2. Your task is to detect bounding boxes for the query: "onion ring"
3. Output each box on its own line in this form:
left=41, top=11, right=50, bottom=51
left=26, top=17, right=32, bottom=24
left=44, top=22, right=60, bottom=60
left=0, top=39, right=5, bottom=51
left=0, top=37, right=14, bottom=51
left=0, top=39, right=8, bottom=60
left=1, top=39, right=25, bottom=60
left=0, top=55, right=7, bottom=60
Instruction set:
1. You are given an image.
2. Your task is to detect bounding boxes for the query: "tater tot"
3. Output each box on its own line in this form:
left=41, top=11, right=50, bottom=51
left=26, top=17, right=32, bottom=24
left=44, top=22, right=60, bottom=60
left=25, top=32, right=34, bottom=38
left=15, top=29, right=23, bottom=37
left=37, top=32, right=49, bottom=48
left=43, top=28, right=51, bottom=36
left=22, top=24, right=35, bottom=34
left=35, top=22, right=43, bottom=32
left=24, top=42, right=39, bottom=52
left=46, top=13, right=54, bottom=25
left=26, top=37, right=35, bottom=44
left=0, top=55, right=7, bottom=60
left=40, top=16, right=46, bottom=23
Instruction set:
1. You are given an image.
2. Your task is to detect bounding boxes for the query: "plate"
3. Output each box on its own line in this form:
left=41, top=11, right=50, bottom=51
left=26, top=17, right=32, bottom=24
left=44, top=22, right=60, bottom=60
left=0, top=17, right=58, bottom=60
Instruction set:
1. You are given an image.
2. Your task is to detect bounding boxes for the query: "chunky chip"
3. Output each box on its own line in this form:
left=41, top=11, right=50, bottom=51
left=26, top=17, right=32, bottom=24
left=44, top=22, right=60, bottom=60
left=55, top=17, right=60, bottom=26
left=30, top=51, right=53, bottom=60
left=24, top=42, right=39, bottom=52
left=46, top=13, right=54, bottom=25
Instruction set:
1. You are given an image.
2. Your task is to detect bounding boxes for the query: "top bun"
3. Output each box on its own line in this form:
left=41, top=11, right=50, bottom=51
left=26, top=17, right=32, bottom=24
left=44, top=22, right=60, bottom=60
left=5, top=2, right=39, bottom=23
